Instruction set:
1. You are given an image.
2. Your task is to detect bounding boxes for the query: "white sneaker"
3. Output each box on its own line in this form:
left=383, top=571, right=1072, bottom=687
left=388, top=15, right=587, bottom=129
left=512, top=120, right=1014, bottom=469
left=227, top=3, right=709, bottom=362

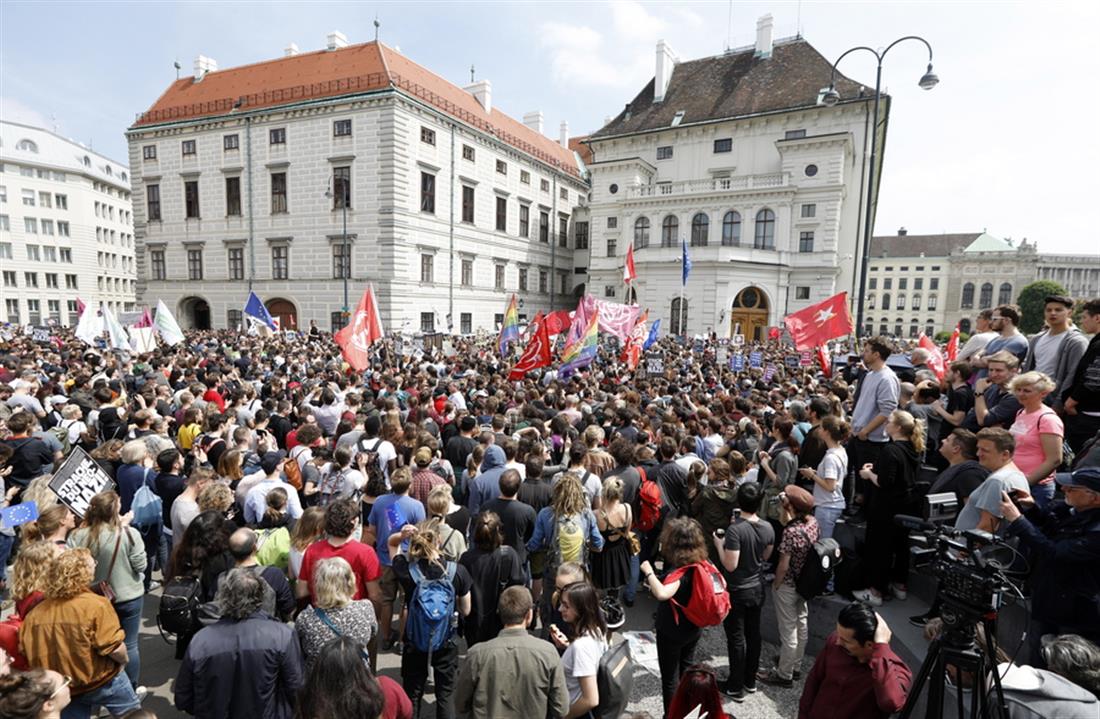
left=890, top=583, right=908, bottom=601
left=134, top=686, right=148, bottom=702
left=852, top=589, right=883, bottom=607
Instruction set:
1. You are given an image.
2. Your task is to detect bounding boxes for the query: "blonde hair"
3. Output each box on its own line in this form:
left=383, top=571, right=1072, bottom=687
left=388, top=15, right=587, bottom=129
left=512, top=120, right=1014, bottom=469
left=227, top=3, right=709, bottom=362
left=1009, top=371, right=1056, bottom=395
left=426, top=484, right=453, bottom=518
left=602, top=476, right=624, bottom=503
left=10, top=541, right=61, bottom=600
left=551, top=474, right=588, bottom=517
left=120, top=439, right=148, bottom=465
left=291, top=507, right=327, bottom=552
left=21, top=476, right=59, bottom=511
left=198, top=483, right=234, bottom=514
left=312, top=557, right=356, bottom=610
left=890, top=409, right=926, bottom=455
left=44, top=548, right=94, bottom=600
left=21, top=504, right=71, bottom=543
left=407, top=523, right=443, bottom=568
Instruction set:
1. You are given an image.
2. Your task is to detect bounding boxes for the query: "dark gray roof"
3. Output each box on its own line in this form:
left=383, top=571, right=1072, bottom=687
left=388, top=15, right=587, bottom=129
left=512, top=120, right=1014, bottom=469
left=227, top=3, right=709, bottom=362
left=869, top=233, right=982, bottom=259
left=590, top=39, right=868, bottom=139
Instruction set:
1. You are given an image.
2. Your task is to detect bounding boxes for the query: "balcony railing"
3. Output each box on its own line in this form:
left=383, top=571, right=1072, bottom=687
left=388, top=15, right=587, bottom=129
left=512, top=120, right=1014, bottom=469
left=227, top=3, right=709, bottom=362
left=625, top=172, right=789, bottom=199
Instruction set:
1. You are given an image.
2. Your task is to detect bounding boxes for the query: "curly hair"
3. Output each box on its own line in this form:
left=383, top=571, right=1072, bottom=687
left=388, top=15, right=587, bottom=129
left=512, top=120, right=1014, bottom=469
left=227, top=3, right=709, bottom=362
left=659, top=517, right=709, bottom=568
left=10, top=540, right=61, bottom=601
left=197, top=482, right=234, bottom=514
left=44, top=548, right=94, bottom=600
left=550, top=474, right=588, bottom=517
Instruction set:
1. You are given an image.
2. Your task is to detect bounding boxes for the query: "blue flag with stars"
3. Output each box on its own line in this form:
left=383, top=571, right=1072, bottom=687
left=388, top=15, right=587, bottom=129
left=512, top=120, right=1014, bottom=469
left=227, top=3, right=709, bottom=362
left=643, top=319, right=661, bottom=350
left=1, top=500, right=39, bottom=530
left=244, top=291, right=278, bottom=331
left=682, top=239, right=692, bottom=286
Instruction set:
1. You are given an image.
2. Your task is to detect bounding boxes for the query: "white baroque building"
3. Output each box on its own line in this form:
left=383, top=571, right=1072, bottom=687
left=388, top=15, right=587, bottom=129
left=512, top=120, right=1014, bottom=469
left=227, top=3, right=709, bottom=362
left=582, top=17, right=885, bottom=341
left=126, top=34, right=587, bottom=333
left=0, top=121, right=136, bottom=326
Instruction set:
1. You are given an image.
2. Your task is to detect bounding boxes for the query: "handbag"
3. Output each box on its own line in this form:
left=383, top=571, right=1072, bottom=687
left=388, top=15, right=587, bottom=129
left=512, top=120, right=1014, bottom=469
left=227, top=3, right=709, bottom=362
left=91, top=531, right=124, bottom=603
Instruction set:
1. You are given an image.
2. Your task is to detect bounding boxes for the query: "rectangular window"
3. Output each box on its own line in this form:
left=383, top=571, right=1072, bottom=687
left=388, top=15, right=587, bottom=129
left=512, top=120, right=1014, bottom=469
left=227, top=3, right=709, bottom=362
left=461, top=259, right=473, bottom=287
left=24, top=218, right=37, bottom=234
left=24, top=272, right=38, bottom=288
left=5, top=298, right=18, bottom=323
left=57, top=221, right=69, bottom=237
left=420, top=254, right=434, bottom=283
left=47, top=300, right=60, bottom=323
left=0, top=242, right=9, bottom=259
left=332, top=244, right=351, bottom=279
left=228, top=247, right=245, bottom=280
left=930, top=278, right=939, bottom=290
left=333, top=119, right=352, bottom=137
left=518, top=205, right=530, bottom=237
left=333, top=167, right=351, bottom=209
left=270, top=173, right=287, bottom=214
left=575, top=221, right=589, bottom=250
left=43, top=246, right=55, bottom=261
left=460, top=313, right=472, bottom=334
left=270, top=128, right=286, bottom=145
left=329, top=311, right=346, bottom=333
left=559, top=216, right=569, bottom=248
left=228, top=309, right=243, bottom=329
left=899, top=278, right=908, bottom=290
left=420, top=172, right=435, bottom=213
left=145, top=183, right=161, bottom=221
left=55, top=193, right=67, bottom=210
left=225, top=177, right=242, bottom=216
left=539, top=269, right=548, bottom=294
left=45, top=273, right=58, bottom=289
left=604, top=285, right=616, bottom=298
left=26, top=299, right=40, bottom=325
left=540, top=179, right=550, bottom=192
left=495, top=197, right=507, bottom=232
left=22, top=189, right=34, bottom=206
left=799, top=231, right=814, bottom=253
left=884, top=278, right=893, bottom=290
left=713, top=138, right=732, bottom=153
left=187, top=249, right=203, bottom=280
left=462, top=186, right=474, bottom=223
left=0, top=215, right=7, bottom=231
left=65, top=274, right=78, bottom=289
left=656, top=146, right=673, bottom=160
left=607, top=238, right=617, bottom=257
left=151, top=250, right=166, bottom=279
left=496, top=160, right=507, bottom=175
left=0, top=186, right=5, bottom=203
left=795, top=286, right=810, bottom=300
left=560, top=187, right=568, bottom=201
left=272, top=245, right=289, bottom=280
left=520, top=170, right=530, bottom=185
left=928, top=295, right=938, bottom=310
left=518, top=268, right=528, bottom=292
left=495, top=264, right=505, bottom=290
left=40, top=220, right=53, bottom=235
left=607, top=217, right=618, bottom=229
left=20, top=166, right=33, bottom=177
left=539, top=211, right=549, bottom=243
left=2, top=271, right=16, bottom=287
left=181, top=140, right=196, bottom=156
left=462, top=145, right=475, bottom=161
left=420, top=312, right=435, bottom=332
left=900, top=266, right=909, bottom=271
left=67, top=300, right=78, bottom=317
left=785, top=129, right=807, bottom=139
left=184, top=181, right=200, bottom=218
left=421, top=127, right=436, bottom=145
left=801, top=203, right=816, bottom=218
left=39, top=192, right=51, bottom=208
left=142, top=145, right=157, bottom=160
left=223, top=134, right=239, bottom=151
left=914, top=278, right=923, bottom=290
left=869, top=278, right=878, bottom=290
left=59, top=247, right=71, bottom=263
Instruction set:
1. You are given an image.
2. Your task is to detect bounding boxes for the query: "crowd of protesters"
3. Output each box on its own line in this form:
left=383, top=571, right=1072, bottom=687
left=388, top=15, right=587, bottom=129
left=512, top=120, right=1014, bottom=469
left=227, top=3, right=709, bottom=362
left=0, top=293, right=1098, bottom=719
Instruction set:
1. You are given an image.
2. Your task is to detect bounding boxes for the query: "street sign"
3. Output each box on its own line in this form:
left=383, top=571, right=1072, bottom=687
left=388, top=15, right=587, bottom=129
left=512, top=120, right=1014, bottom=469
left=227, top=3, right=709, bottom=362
left=48, top=448, right=116, bottom=519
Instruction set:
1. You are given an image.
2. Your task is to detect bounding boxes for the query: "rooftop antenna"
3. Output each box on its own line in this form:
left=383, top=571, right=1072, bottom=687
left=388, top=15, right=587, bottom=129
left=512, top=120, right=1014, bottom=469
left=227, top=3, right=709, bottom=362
left=50, top=113, right=58, bottom=133
left=725, top=0, right=732, bottom=51
left=470, top=64, right=475, bottom=83
left=797, top=0, right=803, bottom=38
left=374, top=15, right=380, bottom=42
left=174, top=60, right=181, bottom=80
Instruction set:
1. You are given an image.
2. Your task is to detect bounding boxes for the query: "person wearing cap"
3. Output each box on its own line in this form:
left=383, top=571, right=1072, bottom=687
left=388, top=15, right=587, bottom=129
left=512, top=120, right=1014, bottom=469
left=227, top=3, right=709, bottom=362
left=759, top=484, right=820, bottom=688
left=243, top=451, right=304, bottom=525
left=1022, top=295, right=1088, bottom=410
left=1000, top=466, right=1100, bottom=666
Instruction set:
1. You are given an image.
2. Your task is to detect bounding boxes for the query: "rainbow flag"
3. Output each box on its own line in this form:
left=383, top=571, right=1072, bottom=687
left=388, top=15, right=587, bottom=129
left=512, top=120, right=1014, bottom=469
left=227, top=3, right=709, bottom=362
left=498, top=294, right=520, bottom=356
left=559, top=307, right=599, bottom=378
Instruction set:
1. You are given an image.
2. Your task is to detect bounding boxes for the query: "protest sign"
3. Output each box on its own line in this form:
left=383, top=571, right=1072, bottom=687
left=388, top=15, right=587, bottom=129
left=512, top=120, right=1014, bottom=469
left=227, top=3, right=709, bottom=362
left=715, top=346, right=728, bottom=365
left=763, top=364, right=777, bottom=383
left=48, top=448, right=116, bottom=519
left=732, top=334, right=745, bottom=347
left=646, top=355, right=664, bottom=376
left=749, top=351, right=763, bottom=369
left=799, top=350, right=813, bottom=367
left=785, top=355, right=800, bottom=369
left=731, top=353, right=745, bottom=372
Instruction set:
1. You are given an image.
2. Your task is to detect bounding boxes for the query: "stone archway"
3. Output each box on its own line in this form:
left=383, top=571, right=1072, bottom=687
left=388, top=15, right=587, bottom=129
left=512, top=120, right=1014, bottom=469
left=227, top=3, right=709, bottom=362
left=265, top=298, right=298, bottom=330
left=178, top=296, right=211, bottom=330
left=730, top=286, right=769, bottom=342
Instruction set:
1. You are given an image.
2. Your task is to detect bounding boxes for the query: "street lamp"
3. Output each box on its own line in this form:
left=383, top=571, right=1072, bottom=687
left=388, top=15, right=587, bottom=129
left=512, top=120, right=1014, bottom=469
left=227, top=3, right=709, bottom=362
left=821, top=36, right=938, bottom=339
left=324, top=177, right=350, bottom=327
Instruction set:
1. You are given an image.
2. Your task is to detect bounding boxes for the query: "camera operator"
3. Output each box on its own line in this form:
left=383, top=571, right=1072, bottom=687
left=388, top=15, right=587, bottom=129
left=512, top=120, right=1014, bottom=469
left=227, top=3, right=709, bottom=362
left=999, top=467, right=1100, bottom=666
left=798, top=602, right=912, bottom=719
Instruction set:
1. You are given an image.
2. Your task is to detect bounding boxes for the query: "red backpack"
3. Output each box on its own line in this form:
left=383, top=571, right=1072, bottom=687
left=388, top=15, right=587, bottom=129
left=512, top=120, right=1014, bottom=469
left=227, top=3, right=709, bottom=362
left=664, top=561, right=730, bottom=627
left=634, top=466, right=662, bottom=533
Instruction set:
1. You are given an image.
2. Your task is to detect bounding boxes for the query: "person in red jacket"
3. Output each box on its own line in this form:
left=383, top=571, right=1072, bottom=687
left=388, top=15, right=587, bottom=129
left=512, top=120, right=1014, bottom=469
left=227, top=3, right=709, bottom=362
left=798, top=602, right=912, bottom=719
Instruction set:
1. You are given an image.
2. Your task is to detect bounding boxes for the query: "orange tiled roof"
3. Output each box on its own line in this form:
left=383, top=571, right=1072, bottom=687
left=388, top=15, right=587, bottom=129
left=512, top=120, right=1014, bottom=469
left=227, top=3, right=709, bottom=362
left=568, top=136, right=593, bottom=166
left=132, top=42, right=580, bottom=179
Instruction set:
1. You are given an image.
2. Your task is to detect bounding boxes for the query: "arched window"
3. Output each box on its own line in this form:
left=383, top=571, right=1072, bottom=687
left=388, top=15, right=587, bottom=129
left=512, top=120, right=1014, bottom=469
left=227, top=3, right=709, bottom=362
left=83, top=155, right=91, bottom=167
left=926, top=319, right=935, bottom=336
left=909, top=321, right=920, bottom=338
left=960, top=318, right=972, bottom=334
left=879, top=321, right=889, bottom=335
left=979, top=283, right=994, bottom=309
left=15, top=139, right=38, bottom=153
left=721, top=211, right=741, bottom=246
left=671, top=297, right=688, bottom=336
left=882, top=293, right=891, bottom=311
left=998, top=282, right=1012, bottom=305
left=928, top=294, right=938, bottom=310
left=104, top=165, right=112, bottom=177
left=633, top=217, right=650, bottom=249
left=961, top=283, right=974, bottom=309
left=896, top=294, right=906, bottom=310
left=894, top=318, right=903, bottom=337
left=868, top=294, right=876, bottom=309
left=690, top=213, right=709, bottom=246
left=912, top=293, right=921, bottom=310
left=661, top=215, right=679, bottom=247
left=753, top=209, right=775, bottom=249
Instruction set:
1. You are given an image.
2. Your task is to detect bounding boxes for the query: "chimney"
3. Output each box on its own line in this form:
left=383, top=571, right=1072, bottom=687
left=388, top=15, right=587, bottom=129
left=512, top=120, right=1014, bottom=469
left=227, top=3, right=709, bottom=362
left=464, top=80, right=492, bottom=113
left=523, top=111, right=544, bottom=135
left=754, top=14, right=774, bottom=59
left=326, top=30, right=348, bottom=51
left=284, top=43, right=299, bottom=57
left=898, top=227, right=908, bottom=236
left=192, top=55, right=217, bottom=82
left=654, top=40, right=677, bottom=103
left=559, top=121, right=569, bottom=148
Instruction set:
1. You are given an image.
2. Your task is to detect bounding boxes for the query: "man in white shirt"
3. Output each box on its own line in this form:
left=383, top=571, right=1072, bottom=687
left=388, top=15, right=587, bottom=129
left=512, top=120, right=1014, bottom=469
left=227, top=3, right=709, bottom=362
left=956, top=309, right=997, bottom=362
left=244, top=451, right=304, bottom=524
left=356, top=415, right=397, bottom=484
left=954, top=427, right=1029, bottom=535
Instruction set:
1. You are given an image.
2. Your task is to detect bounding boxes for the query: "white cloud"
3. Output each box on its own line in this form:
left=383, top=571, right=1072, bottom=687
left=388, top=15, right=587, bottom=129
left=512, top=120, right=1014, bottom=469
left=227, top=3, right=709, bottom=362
left=0, top=96, right=52, bottom=130
left=610, top=0, right=666, bottom=38
left=539, top=20, right=649, bottom=89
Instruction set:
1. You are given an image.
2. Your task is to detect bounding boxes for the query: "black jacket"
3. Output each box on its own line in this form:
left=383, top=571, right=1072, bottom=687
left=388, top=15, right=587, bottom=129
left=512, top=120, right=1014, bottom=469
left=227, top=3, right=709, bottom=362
left=868, top=440, right=921, bottom=519
left=1065, top=334, right=1100, bottom=413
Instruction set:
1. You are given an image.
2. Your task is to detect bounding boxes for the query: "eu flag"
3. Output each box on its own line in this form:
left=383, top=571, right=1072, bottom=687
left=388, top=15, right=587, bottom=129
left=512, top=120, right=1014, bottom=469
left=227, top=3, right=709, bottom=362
left=244, top=291, right=277, bottom=331
left=0, top=500, right=39, bottom=530
left=682, top=240, right=692, bottom=286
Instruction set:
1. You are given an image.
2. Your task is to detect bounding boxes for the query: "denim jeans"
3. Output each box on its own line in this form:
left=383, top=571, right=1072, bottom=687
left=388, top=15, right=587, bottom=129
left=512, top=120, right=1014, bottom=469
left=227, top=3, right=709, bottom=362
left=113, top=595, right=144, bottom=686
left=815, top=506, right=843, bottom=540
left=1031, top=481, right=1056, bottom=512
left=622, top=552, right=640, bottom=602
left=61, top=670, right=141, bottom=719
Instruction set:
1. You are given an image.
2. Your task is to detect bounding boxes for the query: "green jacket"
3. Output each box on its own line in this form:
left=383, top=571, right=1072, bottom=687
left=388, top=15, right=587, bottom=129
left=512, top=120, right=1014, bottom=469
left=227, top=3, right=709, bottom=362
left=455, top=627, right=570, bottom=719
left=255, top=526, right=292, bottom=572
left=68, top=525, right=147, bottom=604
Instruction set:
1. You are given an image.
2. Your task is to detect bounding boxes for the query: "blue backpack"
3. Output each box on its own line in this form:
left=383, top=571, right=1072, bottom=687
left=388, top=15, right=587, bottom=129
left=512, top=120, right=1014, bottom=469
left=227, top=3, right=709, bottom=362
left=130, top=473, right=163, bottom=528
left=407, top=561, right=457, bottom=653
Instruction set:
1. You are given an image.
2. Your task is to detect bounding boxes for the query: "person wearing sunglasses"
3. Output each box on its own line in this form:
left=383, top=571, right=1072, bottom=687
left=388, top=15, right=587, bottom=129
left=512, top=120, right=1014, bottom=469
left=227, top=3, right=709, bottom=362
left=0, top=669, right=73, bottom=719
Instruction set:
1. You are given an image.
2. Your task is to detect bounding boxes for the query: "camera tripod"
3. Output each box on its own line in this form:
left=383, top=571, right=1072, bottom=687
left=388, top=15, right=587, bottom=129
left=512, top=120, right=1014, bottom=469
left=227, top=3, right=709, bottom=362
left=899, top=605, right=1010, bottom=719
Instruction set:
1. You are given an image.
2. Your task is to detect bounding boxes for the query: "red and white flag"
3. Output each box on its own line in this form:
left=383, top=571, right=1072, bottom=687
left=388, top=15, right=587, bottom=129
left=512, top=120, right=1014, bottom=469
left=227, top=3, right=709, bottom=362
left=918, top=333, right=946, bottom=380
left=624, top=244, right=637, bottom=284
left=816, top=345, right=832, bottom=377
left=509, top=312, right=552, bottom=380
left=620, top=310, right=649, bottom=370
left=945, top=324, right=961, bottom=362
left=783, top=292, right=853, bottom=350
left=335, top=284, right=385, bottom=371
left=543, top=310, right=572, bottom=337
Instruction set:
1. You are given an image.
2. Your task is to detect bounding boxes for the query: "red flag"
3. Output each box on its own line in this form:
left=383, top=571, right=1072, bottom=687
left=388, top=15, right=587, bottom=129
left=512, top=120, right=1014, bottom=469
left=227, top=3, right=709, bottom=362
left=543, top=310, right=572, bottom=337
left=816, top=345, right=832, bottom=377
left=620, top=310, right=648, bottom=370
left=133, top=306, right=154, bottom=328
left=783, top=292, right=853, bottom=350
left=945, top=324, right=960, bottom=362
left=76, top=297, right=87, bottom=316
left=918, top=333, right=946, bottom=380
left=509, top=313, right=552, bottom=380
left=335, top=284, right=385, bottom=371
left=768, top=326, right=781, bottom=341
left=624, top=244, right=637, bottom=284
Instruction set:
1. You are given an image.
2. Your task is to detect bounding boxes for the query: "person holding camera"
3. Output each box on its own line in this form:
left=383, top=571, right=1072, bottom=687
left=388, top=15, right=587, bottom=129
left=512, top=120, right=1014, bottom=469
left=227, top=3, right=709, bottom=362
left=1000, top=467, right=1100, bottom=666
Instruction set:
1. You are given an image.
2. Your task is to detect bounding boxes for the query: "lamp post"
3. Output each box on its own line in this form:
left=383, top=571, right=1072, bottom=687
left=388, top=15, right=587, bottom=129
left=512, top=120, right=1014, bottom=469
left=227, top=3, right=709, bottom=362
left=821, top=36, right=938, bottom=339
left=324, top=178, right=350, bottom=327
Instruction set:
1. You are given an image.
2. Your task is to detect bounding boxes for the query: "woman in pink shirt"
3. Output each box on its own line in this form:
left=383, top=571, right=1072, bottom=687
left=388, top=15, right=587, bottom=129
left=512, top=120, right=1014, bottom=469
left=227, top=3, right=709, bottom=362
left=1008, top=371, right=1064, bottom=510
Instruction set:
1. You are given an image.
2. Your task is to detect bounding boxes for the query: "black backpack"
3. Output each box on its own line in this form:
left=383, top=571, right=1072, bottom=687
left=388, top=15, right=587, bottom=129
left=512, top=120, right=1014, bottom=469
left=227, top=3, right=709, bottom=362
left=594, top=638, right=634, bottom=719
left=157, top=575, right=202, bottom=639
left=796, top=537, right=841, bottom=601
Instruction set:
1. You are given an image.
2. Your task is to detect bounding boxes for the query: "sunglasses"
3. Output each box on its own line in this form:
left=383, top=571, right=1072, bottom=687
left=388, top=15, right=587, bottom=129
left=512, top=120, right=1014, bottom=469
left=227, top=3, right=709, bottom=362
left=50, top=675, right=72, bottom=699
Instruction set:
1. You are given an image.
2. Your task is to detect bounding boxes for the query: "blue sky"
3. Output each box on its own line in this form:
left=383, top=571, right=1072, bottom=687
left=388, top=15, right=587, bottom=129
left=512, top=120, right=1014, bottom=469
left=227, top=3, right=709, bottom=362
left=2, top=0, right=1098, bottom=255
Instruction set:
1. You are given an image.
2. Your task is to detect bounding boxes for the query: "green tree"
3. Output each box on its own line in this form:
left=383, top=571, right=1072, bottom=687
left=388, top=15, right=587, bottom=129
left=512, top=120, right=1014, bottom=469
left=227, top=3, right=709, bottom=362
left=1016, top=280, right=1068, bottom=334
left=934, top=330, right=969, bottom=344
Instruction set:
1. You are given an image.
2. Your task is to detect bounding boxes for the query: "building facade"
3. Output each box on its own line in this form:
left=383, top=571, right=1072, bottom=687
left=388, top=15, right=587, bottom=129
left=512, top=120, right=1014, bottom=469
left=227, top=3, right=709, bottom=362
left=0, top=121, right=135, bottom=326
left=581, top=17, right=885, bottom=341
left=127, top=35, right=586, bottom=332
